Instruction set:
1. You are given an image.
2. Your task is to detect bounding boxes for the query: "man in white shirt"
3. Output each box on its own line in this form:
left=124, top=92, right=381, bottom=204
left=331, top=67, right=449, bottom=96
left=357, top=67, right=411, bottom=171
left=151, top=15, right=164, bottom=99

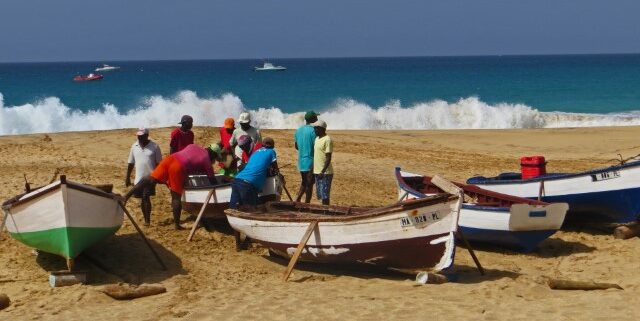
left=125, top=128, right=162, bottom=226
left=229, top=112, right=262, bottom=161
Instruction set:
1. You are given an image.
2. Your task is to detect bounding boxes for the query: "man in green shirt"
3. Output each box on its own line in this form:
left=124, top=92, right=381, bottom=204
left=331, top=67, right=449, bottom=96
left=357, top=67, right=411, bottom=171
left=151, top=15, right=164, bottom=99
left=312, top=120, right=333, bottom=205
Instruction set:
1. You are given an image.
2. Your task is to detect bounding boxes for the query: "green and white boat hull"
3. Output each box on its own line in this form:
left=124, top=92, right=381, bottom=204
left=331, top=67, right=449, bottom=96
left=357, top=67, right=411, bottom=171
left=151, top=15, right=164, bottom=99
left=3, top=178, right=123, bottom=260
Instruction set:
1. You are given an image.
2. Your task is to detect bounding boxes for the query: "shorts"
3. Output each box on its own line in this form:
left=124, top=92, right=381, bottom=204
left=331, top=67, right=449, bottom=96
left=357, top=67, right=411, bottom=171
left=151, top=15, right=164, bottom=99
left=150, top=155, right=185, bottom=195
left=132, top=183, right=156, bottom=198
left=300, top=171, right=315, bottom=186
left=230, top=179, right=259, bottom=209
left=315, top=174, right=333, bottom=200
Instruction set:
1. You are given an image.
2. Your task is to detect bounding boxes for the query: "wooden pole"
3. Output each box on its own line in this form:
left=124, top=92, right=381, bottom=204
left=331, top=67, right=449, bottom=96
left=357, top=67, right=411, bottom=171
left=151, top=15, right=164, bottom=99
left=118, top=202, right=167, bottom=270
left=431, top=175, right=485, bottom=276
left=278, top=174, right=293, bottom=201
left=187, top=189, right=215, bottom=242
left=548, top=278, right=623, bottom=290
left=282, top=221, right=318, bottom=281
left=0, top=210, right=7, bottom=240
left=538, top=180, right=545, bottom=201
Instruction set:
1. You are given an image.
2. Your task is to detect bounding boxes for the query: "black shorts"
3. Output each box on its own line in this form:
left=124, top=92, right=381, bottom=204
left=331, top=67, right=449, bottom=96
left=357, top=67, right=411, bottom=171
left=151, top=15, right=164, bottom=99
left=132, top=183, right=156, bottom=198
left=300, top=171, right=315, bottom=185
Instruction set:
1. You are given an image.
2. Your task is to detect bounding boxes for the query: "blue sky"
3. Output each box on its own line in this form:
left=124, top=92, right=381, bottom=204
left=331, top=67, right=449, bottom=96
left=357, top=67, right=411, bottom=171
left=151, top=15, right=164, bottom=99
left=1, top=0, right=639, bottom=62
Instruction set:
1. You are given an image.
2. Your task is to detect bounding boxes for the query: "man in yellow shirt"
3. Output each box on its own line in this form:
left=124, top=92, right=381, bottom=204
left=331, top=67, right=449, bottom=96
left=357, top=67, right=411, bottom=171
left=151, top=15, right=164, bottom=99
left=311, top=120, right=333, bottom=205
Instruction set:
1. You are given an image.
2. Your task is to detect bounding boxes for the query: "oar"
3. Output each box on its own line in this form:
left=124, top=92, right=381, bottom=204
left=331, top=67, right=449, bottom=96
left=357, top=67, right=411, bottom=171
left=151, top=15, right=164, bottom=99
left=118, top=202, right=167, bottom=270
left=282, top=221, right=318, bottom=281
left=431, top=175, right=485, bottom=276
left=277, top=173, right=293, bottom=201
left=187, top=189, right=215, bottom=242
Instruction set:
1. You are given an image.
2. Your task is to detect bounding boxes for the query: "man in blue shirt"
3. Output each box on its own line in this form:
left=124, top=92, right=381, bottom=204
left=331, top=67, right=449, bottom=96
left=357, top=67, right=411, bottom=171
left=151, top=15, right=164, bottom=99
left=294, top=111, right=318, bottom=203
left=230, top=137, right=278, bottom=209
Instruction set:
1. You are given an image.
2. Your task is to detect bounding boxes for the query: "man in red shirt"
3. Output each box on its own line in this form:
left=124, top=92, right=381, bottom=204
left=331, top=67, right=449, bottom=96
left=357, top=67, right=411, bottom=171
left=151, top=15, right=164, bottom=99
left=170, top=115, right=194, bottom=154
left=125, top=144, right=221, bottom=230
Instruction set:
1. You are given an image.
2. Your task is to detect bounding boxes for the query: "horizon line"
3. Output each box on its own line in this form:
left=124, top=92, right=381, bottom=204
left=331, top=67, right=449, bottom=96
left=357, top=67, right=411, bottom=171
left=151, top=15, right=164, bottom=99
left=2, top=52, right=640, bottom=64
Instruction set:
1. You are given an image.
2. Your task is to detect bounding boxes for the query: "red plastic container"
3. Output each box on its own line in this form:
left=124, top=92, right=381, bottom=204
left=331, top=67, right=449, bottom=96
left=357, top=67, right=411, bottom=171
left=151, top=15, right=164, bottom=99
left=520, top=156, right=546, bottom=179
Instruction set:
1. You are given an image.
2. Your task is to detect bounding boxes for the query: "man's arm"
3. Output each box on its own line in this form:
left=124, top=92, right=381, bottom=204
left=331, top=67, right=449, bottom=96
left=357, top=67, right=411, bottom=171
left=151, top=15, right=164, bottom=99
left=319, top=153, right=332, bottom=176
left=125, top=163, right=134, bottom=186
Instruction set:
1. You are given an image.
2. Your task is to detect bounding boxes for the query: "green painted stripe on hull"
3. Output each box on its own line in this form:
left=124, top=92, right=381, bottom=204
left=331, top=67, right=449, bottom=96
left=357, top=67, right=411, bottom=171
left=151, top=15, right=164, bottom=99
left=9, top=226, right=120, bottom=259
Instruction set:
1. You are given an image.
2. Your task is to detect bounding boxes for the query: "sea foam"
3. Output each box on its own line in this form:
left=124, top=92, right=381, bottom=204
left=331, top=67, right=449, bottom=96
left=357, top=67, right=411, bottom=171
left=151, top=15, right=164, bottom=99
left=1, top=91, right=640, bottom=135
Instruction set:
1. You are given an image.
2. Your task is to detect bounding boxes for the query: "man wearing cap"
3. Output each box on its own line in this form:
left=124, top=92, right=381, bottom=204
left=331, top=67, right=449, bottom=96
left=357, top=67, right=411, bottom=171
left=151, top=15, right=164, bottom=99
left=125, top=144, right=222, bottom=230
left=230, top=137, right=278, bottom=209
left=312, top=120, right=333, bottom=205
left=294, top=111, right=318, bottom=203
left=170, top=115, right=194, bottom=154
left=125, top=128, right=162, bottom=226
left=229, top=112, right=261, bottom=161
left=237, top=135, right=263, bottom=171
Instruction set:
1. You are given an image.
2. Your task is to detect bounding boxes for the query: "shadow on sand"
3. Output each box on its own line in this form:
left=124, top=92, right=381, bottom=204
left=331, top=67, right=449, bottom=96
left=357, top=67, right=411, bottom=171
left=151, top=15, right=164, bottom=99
left=457, top=237, right=596, bottom=257
left=261, top=251, right=519, bottom=284
left=36, top=233, right=185, bottom=285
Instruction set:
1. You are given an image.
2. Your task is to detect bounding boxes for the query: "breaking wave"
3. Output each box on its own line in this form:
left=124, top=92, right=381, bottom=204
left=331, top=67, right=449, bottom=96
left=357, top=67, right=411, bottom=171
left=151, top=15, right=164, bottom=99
left=2, top=91, right=640, bottom=135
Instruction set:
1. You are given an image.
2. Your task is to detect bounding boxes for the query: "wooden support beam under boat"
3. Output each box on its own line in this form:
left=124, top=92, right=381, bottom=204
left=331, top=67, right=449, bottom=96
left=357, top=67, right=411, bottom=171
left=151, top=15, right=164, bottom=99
left=431, top=175, right=485, bottom=276
left=187, top=189, right=215, bottom=242
left=283, top=221, right=318, bottom=281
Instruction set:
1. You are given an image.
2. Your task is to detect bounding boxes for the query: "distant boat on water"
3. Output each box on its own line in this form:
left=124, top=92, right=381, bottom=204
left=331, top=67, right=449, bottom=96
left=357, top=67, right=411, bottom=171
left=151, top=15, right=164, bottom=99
left=73, top=73, right=103, bottom=81
left=254, top=61, right=286, bottom=71
left=95, top=64, right=120, bottom=72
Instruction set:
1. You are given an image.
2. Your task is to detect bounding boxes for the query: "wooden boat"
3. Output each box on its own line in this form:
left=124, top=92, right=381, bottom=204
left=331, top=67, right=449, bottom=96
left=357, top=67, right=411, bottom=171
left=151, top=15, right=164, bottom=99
left=224, top=194, right=461, bottom=270
left=466, top=161, right=640, bottom=224
left=2, top=176, right=123, bottom=268
left=182, top=175, right=282, bottom=219
left=396, top=168, right=568, bottom=252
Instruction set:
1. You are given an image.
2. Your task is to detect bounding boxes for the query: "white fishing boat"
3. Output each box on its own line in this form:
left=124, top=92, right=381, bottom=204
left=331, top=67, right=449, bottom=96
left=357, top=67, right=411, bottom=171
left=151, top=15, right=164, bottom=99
left=254, top=62, right=286, bottom=71
left=2, top=176, right=123, bottom=269
left=95, top=64, right=120, bottom=72
left=396, top=168, right=568, bottom=252
left=224, top=194, right=461, bottom=270
left=182, top=175, right=282, bottom=219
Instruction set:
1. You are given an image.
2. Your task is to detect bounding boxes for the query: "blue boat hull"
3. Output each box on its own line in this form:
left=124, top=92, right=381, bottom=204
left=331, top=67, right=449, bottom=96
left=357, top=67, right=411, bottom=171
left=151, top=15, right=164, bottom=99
left=539, top=187, right=640, bottom=224
left=460, top=227, right=557, bottom=252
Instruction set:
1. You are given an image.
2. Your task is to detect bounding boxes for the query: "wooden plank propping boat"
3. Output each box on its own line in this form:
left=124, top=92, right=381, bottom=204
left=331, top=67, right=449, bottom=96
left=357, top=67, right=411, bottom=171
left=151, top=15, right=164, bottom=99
left=2, top=176, right=123, bottom=269
left=396, top=167, right=568, bottom=252
left=224, top=194, right=461, bottom=271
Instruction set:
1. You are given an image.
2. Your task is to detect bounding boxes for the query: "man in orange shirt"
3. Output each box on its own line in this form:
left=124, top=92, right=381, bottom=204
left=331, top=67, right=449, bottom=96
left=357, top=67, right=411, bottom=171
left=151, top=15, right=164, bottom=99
left=125, top=144, right=221, bottom=229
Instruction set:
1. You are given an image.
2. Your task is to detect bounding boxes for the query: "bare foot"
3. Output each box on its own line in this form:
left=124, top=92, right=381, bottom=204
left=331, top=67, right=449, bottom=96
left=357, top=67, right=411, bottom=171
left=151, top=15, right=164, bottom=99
left=174, top=224, right=185, bottom=230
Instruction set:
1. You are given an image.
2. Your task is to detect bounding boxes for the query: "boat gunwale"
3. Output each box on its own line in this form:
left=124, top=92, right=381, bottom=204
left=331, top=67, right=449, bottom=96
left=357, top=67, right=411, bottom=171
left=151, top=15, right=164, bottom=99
left=4, top=180, right=120, bottom=210
left=395, top=167, right=547, bottom=207
left=224, top=194, right=457, bottom=223
left=467, top=160, right=640, bottom=185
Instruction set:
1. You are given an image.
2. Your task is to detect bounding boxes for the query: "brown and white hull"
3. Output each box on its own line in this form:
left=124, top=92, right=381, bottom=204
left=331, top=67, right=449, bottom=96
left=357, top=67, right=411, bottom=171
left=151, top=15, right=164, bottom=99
left=225, top=196, right=461, bottom=270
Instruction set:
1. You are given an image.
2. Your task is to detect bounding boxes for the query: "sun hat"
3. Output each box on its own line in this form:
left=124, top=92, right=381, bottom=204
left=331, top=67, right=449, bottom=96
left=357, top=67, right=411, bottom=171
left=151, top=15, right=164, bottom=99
left=311, top=119, right=327, bottom=129
left=179, top=115, right=193, bottom=124
left=135, top=127, right=149, bottom=136
left=304, top=111, right=320, bottom=121
left=223, top=117, right=235, bottom=129
left=237, top=135, right=252, bottom=147
left=238, top=112, right=251, bottom=124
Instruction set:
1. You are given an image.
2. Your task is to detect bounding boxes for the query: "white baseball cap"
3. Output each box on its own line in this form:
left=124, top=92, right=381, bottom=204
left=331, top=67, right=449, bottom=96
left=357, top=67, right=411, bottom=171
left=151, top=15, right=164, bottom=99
left=238, top=112, right=251, bottom=124
left=311, top=119, right=327, bottom=128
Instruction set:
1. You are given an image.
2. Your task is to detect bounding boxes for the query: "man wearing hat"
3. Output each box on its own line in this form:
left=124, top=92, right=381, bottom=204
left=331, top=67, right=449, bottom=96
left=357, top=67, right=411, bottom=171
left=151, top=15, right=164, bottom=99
left=230, top=137, right=278, bottom=210
left=294, top=111, right=318, bottom=203
left=125, top=144, right=222, bottom=230
left=229, top=112, right=261, bottom=161
left=170, top=115, right=194, bottom=154
left=125, top=128, right=162, bottom=226
left=312, top=120, right=333, bottom=205
left=217, top=117, right=237, bottom=177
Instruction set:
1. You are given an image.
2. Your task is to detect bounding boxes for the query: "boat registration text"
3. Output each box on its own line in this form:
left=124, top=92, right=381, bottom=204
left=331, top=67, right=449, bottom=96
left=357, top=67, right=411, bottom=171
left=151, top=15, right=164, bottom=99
left=401, top=210, right=441, bottom=228
left=591, top=171, right=620, bottom=182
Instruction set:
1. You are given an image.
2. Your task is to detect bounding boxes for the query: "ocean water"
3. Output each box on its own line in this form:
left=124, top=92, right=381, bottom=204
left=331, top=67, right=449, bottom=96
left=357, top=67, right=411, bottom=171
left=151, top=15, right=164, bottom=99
left=2, top=55, right=640, bottom=135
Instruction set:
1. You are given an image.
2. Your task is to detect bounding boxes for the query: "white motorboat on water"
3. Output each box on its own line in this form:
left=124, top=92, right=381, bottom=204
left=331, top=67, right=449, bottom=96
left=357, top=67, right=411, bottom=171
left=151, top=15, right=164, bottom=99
left=254, top=62, right=286, bottom=71
left=95, top=64, right=120, bottom=72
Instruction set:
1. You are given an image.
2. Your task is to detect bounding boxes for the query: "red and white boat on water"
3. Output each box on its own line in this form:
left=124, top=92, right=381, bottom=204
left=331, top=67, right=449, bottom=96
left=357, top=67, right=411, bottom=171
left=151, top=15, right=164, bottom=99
left=224, top=194, right=461, bottom=271
left=73, top=73, right=103, bottom=81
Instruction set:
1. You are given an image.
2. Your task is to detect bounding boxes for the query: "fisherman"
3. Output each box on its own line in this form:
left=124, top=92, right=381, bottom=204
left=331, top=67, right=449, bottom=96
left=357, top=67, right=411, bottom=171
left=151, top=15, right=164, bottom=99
left=237, top=135, right=263, bottom=170
left=124, top=144, right=222, bottom=230
left=229, top=112, right=261, bottom=160
left=294, top=111, right=318, bottom=203
left=312, top=120, right=333, bottom=205
left=170, top=115, right=194, bottom=154
left=217, top=117, right=237, bottom=177
left=125, top=128, right=162, bottom=226
left=229, top=137, right=278, bottom=209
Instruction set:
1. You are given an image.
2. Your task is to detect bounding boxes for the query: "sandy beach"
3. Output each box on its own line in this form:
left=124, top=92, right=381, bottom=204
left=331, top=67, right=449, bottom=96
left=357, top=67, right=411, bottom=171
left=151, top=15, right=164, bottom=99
left=1, top=126, right=639, bottom=321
